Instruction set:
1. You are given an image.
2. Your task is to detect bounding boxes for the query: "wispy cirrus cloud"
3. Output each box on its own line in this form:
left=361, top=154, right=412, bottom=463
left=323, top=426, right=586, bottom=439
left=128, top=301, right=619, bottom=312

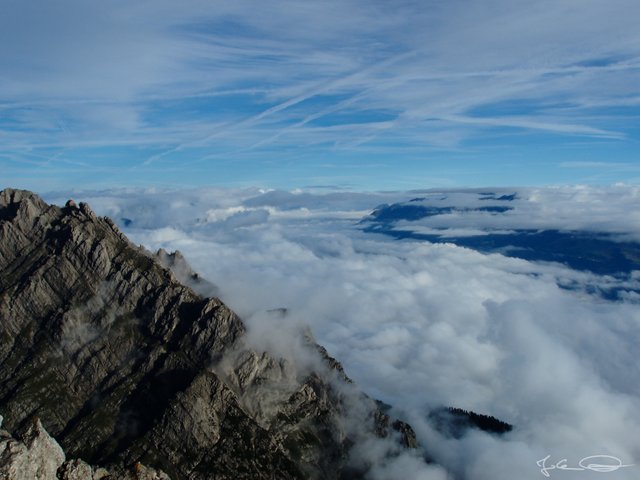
left=1, top=0, right=639, bottom=190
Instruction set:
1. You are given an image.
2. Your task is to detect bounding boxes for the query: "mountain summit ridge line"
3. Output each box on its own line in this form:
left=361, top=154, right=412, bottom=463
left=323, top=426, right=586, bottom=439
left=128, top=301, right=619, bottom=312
left=0, top=188, right=418, bottom=479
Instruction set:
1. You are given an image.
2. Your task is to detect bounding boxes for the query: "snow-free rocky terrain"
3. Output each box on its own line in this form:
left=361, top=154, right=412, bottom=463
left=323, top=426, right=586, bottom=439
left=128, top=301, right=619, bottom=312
left=0, top=188, right=418, bottom=479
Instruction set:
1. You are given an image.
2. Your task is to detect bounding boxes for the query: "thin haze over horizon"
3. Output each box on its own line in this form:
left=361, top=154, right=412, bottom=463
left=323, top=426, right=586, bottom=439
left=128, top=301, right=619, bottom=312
left=1, top=0, right=639, bottom=191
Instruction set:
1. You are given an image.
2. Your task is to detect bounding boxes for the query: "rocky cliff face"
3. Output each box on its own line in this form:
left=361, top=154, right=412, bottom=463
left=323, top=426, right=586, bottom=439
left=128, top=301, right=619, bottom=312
left=0, top=189, right=417, bottom=479
left=0, top=415, right=168, bottom=479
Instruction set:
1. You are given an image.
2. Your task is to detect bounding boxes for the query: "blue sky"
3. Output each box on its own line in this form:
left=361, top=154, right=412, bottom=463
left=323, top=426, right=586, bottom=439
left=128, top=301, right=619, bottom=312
left=1, top=0, right=640, bottom=191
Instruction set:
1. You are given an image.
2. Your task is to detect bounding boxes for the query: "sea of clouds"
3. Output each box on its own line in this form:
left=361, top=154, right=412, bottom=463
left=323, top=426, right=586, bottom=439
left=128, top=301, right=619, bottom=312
left=45, top=185, right=640, bottom=479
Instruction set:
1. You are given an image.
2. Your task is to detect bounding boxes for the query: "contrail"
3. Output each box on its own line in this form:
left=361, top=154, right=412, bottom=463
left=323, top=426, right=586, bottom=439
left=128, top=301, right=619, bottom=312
left=142, top=50, right=417, bottom=166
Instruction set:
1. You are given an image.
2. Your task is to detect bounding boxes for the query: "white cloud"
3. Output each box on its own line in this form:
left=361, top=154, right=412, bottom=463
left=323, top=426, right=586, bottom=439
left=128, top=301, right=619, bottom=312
left=44, top=185, right=640, bottom=479
left=2, top=0, right=639, bottom=179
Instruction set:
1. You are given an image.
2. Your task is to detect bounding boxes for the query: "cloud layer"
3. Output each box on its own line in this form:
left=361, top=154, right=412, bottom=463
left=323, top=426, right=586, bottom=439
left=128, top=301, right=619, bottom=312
left=45, top=185, right=640, bottom=479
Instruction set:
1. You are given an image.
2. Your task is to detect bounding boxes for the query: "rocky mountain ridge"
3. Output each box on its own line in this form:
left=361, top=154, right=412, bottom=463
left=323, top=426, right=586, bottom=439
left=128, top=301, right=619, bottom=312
left=0, top=188, right=418, bottom=479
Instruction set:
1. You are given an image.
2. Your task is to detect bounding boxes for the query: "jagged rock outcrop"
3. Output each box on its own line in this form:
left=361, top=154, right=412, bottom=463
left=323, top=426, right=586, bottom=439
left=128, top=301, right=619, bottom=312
left=155, top=248, right=219, bottom=298
left=0, top=417, right=64, bottom=480
left=0, top=189, right=418, bottom=479
left=0, top=416, right=167, bottom=479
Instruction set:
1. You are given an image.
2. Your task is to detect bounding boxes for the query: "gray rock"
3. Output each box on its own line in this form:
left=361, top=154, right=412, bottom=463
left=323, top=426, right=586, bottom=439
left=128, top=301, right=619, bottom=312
left=58, top=458, right=94, bottom=479
left=155, top=248, right=219, bottom=298
left=0, top=188, right=419, bottom=479
left=0, top=417, right=65, bottom=480
left=0, top=419, right=169, bottom=480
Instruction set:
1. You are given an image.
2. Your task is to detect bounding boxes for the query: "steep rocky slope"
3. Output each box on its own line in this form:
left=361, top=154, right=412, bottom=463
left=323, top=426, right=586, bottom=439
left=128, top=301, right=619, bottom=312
left=0, top=189, right=417, bottom=479
left=0, top=415, right=168, bottom=479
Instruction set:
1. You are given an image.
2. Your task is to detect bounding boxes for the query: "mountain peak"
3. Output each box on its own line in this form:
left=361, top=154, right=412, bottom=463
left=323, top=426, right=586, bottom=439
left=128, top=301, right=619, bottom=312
left=0, top=189, right=418, bottom=479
